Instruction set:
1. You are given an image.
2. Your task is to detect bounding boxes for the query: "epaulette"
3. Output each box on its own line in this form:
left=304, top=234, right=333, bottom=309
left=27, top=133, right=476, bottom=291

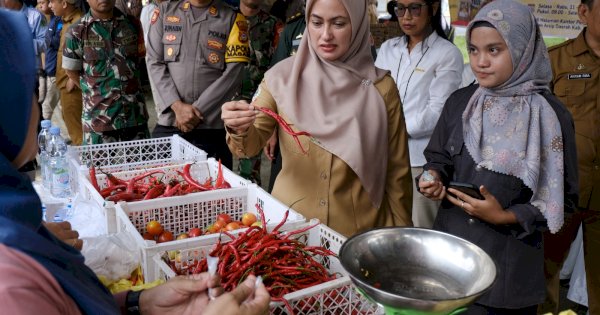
left=548, top=38, right=575, bottom=52
left=286, top=12, right=304, bottom=23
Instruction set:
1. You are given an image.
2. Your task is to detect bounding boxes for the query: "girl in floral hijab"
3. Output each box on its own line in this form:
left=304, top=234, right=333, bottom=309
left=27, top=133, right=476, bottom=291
left=418, top=0, right=578, bottom=312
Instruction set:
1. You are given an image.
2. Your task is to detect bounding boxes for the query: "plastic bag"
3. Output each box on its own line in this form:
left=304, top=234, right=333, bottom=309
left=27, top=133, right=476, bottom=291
left=81, top=231, right=140, bottom=282
left=68, top=194, right=107, bottom=238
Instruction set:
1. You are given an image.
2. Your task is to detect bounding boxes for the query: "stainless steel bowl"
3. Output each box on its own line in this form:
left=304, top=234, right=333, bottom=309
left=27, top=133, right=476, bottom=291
left=339, top=227, right=496, bottom=315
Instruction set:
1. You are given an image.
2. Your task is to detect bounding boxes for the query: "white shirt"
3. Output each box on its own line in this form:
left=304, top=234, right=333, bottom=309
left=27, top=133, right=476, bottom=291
left=375, top=31, right=463, bottom=167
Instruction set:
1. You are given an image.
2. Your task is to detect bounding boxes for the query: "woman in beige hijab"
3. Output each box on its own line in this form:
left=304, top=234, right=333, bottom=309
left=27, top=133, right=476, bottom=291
left=221, top=0, right=413, bottom=237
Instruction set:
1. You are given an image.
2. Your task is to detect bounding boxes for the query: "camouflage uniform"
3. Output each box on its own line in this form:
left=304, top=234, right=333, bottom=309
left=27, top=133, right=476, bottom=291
left=238, top=10, right=283, bottom=185
left=62, top=9, right=150, bottom=145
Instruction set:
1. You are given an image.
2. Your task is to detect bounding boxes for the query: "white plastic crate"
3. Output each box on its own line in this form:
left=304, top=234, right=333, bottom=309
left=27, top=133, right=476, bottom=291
left=153, top=220, right=379, bottom=314
left=68, top=135, right=207, bottom=173
left=68, top=135, right=207, bottom=199
left=77, top=158, right=250, bottom=233
left=115, top=184, right=306, bottom=282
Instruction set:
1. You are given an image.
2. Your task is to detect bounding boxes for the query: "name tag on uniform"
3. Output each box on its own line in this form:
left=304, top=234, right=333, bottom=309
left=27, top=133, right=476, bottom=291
left=568, top=73, right=592, bottom=80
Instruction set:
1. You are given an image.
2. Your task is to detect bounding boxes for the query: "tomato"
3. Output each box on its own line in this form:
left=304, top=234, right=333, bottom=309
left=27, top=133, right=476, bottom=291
left=241, top=212, right=257, bottom=226
left=216, top=213, right=232, bottom=224
left=188, top=227, right=202, bottom=237
left=225, top=222, right=241, bottom=231
left=204, top=225, right=218, bottom=234
left=157, top=230, right=174, bottom=243
left=142, top=232, right=155, bottom=240
left=212, top=220, right=226, bottom=230
left=176, top=233, right=189, bottom=240
left=146, top=220, right=163, bottom=236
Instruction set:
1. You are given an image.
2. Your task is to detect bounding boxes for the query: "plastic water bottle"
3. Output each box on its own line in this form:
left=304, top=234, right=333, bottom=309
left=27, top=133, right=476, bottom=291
left=38, top=120, right=52, bottom=189
left=53, top=204, right=72, bottom=222
left=48, top=127, right=71, bottom=198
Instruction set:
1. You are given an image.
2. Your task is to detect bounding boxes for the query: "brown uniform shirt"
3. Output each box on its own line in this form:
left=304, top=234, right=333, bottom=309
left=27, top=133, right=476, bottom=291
left=227, top=76, right=413, bottom=237
left=146, top=1, right=250, bottom=129
left=55, top=8, right=83, bottom=90
left=549, top=29, right=600, bottom=211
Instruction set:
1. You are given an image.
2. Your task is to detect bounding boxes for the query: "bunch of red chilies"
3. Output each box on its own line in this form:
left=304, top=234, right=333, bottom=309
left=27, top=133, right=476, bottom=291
left=172, top=203, right=337, bottom=310
left=256, top=107, right=312, bottom=155
left=89, top=161, right=231, bottom=202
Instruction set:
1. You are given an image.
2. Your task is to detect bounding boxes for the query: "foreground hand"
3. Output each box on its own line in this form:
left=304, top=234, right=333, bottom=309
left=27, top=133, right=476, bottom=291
left=446, top=185, right=517, bottom=225
left=221, top=101, right=257, bottom=134
left=172, top=101, right=203, bottom=133
left=203, top=275, right=270, bottom=315
left=139, top=273, right=222, bottom=315
left=418, top=169, right=446, bottom=201
left=263, top=131, right=278, bottom=161
left=44, top=221, right=83, bottom=250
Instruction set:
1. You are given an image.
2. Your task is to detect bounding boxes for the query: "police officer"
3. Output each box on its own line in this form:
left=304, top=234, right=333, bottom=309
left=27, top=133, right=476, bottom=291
left=147, top=0, right=250, bottom=169
left=546, top=0, right=600, bottom=313
left=62, top=0, right=150, bottom=145
left=237, top=0, right=283, bottom=185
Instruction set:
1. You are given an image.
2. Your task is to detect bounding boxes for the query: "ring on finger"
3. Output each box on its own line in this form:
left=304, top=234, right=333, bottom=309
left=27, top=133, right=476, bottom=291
left=461, top=201, right=465, bottom=208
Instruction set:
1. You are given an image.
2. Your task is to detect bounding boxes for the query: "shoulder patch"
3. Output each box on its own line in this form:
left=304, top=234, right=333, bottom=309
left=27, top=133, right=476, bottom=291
left=225, top=13, right=250, bottom=64
left=151, top=8, right=159, bottom=24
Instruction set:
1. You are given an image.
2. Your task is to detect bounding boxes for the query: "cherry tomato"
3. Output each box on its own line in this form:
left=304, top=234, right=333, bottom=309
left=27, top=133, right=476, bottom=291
left=188, top=227, right=202, bottom=237
left=225, top=222, right=241, bottom=231
left=212, top=220, right=226, bottom=230
left=146, top=220, right=163, bottom=236
left=176, top=233, right=189, bottom=240
left=204, top=225, right=219, bottom=234
left=142, top=232, right=155, bottom=240
left=157, top=230, right=174, bottom=243
left=216, top=213, right=232, bottom=224
left=241, top=212, right=257, bottom=226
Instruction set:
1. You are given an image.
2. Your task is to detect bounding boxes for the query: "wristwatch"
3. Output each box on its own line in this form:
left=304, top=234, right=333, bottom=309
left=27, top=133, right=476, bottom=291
left=126, top=289, right=143, bottom=315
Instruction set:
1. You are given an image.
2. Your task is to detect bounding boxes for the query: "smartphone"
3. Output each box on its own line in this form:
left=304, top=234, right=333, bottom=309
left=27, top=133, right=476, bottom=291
left=448, top=181, right=484, bottom=200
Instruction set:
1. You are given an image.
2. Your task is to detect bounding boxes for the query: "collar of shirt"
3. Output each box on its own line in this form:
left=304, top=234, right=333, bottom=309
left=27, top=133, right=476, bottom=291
left=82, top=7, right=127, bottom=24
left=62, top=9, right=83, bottom=24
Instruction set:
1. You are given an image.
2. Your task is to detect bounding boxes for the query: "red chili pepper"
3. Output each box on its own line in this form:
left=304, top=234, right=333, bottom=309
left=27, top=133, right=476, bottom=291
left=89, top=166, right=101, bottom=193
left=180, top=164, right=213, bottom=191
left=105, top=192, right=143, bottom=202
left=143, top=184, right=165, bottom=200
left=163, top=183, right=181, bottom=197
left=255, top=106, right=312, bottom=154
left=126, top=170, right=165, bottom=193
left=214, top=159, right=231, bottom=189
left=100, top=184, right=126, bottom=198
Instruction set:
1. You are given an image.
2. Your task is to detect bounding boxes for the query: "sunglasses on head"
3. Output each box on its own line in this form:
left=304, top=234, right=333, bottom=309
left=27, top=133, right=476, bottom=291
left=394, top=3, right=428, bottom=17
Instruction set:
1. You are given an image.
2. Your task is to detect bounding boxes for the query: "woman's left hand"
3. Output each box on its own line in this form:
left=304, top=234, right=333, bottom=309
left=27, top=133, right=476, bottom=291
left=446, top=185, right=517, bottom=225
left=43, top=221, right=83, bottom=250
left=139, top=273, right=223, bottom=315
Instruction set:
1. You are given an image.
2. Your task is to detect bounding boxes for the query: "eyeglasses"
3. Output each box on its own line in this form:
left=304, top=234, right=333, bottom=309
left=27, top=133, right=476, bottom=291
left=394, top=3, right=428, bottom=17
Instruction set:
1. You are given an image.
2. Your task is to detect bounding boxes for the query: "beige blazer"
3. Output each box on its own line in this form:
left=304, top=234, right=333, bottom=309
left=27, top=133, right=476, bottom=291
left=227, top=75, right=413, bottom=237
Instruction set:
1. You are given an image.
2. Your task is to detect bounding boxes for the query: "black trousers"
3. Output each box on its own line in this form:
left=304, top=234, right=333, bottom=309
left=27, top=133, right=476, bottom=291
left=152, top=125, right=232, bottom=169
